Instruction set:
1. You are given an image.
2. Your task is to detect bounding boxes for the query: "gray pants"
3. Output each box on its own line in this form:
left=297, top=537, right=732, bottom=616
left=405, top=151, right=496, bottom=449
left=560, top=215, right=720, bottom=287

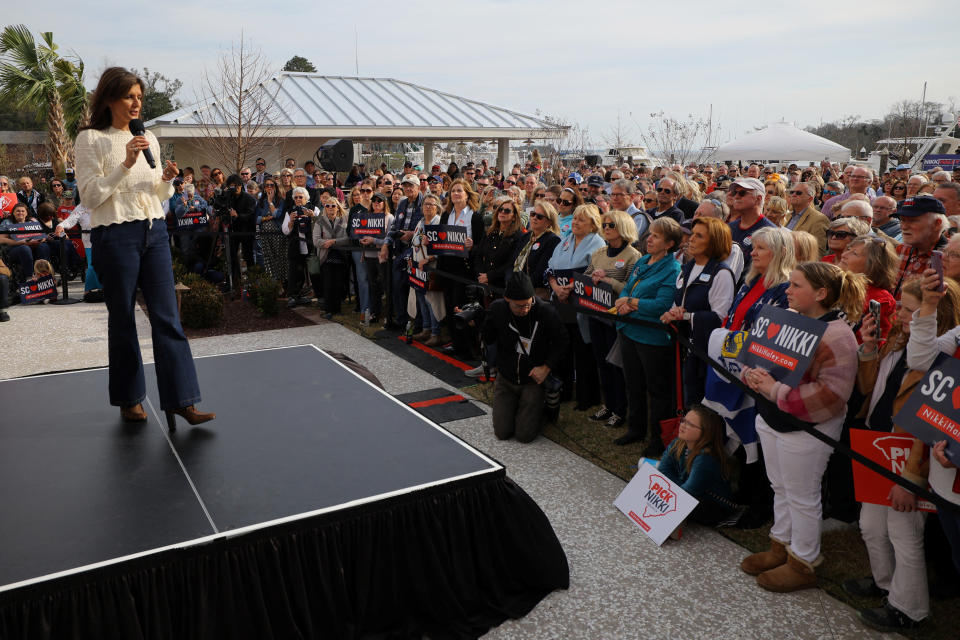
left=492, top=376, right=545, bottom=443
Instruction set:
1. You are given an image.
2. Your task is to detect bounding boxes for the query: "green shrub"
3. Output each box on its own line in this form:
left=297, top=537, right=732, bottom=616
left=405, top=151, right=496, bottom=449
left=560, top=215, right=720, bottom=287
left=179, top=276, right=224, bottom=328
left=247, top=271, right=282, bottom=317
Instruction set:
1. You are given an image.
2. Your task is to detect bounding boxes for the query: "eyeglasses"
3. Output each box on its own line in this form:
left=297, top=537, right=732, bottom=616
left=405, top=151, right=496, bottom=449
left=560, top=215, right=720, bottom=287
left=656, top=187, right=673, bottom=194
left=255, top=162, right=265, bottom=167
left=423, top=202, right=438, bottom=207
left=530, top=212, right=547, bottom=220
left=212, top=171, right=223, bottom=177
left=679, top=417, right=702, bottom=430
left=610, top=192, right=628, bottom=198
left=323, top=203, right=338, bottom=209
left=826, top=230, right=856, bottom=239
left=602, top=221, right=617, bottom=229
left=728, top=188, right=752, bottom=197
left=558, top=199, right=574, bottom=206
left=264, top=183, right=276, bottom=188
left=360, top=188, right=373, bottom=193
left=578, top=187, right=589, bottom=192
left=788, top=190, right=805, bottom=195
left=643, top=197, right=656, bottom=204
left=507, top=300, right=534, bottom=311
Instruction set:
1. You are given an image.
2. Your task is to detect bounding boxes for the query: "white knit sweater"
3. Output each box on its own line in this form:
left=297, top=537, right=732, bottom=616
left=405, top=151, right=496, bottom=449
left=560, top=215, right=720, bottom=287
left=75, top=126, right=173, bottom=228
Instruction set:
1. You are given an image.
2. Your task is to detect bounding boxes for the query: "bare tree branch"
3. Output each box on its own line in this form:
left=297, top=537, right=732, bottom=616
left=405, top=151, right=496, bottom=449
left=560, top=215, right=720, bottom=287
left=191, top=35, right=286, bottom=174
left=639, top=111, right=710, bottom=166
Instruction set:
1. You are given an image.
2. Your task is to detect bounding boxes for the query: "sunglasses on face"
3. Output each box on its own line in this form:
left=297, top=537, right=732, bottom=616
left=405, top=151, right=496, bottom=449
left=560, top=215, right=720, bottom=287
left=602, top=221, right=616, bottom=229
left=728, top=188, right=752, bottom=197
left=504, top=180, right=516, bottom=186
left=265, top=183, right=276, bottom=188
left=826, top=230, right=856, bottom=239
left=497, top=206, right=515, bottom=214
left=788, top=190, right=805, bottom=195
left=530, top=212, right=547, bottom=220
left=656, top=187, right=673, bottom=194
left=323, top=203, right=338, bottom=209
left=558, top=199, right=573, bottom=206
left=360, top=188, right=373, bottom=193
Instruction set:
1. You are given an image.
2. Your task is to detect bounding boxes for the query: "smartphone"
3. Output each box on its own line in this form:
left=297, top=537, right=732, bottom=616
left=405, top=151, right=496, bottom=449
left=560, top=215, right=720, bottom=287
left=868, top=299, right=882, bottom=337
left=930, top=250, right=946, bottom=293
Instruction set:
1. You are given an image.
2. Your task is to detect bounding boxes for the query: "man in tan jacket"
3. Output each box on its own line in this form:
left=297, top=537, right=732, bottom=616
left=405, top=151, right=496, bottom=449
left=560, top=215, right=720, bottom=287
left=786, top=182, right=830, bottom=255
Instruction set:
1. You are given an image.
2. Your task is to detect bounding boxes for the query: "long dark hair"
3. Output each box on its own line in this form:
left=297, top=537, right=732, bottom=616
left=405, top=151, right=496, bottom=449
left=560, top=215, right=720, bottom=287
left=81, top=67, right=144, bottom=131
left=668, top=404, right=730, bottom=478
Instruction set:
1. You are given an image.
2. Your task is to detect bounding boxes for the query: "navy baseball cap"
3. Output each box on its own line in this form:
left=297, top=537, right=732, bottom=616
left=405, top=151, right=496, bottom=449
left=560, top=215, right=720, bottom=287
left=896, top=195, right=946, bottom=217
left=587, top=175, right=605, bottom=187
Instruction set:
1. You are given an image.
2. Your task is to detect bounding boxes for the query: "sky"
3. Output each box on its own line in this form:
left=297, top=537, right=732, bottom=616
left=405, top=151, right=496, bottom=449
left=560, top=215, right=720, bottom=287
left=7, top=1, right=960, bottom=149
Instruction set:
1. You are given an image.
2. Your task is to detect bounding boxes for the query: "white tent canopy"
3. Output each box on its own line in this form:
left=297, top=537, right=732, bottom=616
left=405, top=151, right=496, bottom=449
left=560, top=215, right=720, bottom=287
left=708, top=122, right=851, bottom=163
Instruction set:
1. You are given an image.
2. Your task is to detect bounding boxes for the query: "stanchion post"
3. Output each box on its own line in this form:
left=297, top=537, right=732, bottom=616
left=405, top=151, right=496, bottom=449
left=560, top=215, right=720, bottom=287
left=51, top=234, right=81, bottom=305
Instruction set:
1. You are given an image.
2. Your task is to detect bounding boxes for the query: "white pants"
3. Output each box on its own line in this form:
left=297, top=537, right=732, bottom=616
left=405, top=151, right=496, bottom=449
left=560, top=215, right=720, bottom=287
left=859, top=502, right=928, bottom=621
left=756, top=416, right=834, bottom=563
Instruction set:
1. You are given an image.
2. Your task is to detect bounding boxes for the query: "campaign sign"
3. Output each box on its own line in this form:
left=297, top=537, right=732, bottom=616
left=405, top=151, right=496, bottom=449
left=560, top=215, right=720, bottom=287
left=551, top=269, right=574, bottom=289
left=893, top=353, right=960, bottom=466
left=570, top=273, right=615, bottom=312
left=7, top=222, right=46, bottom=243
left=424, top=224, right=469, bottom=257
left=408, top=264, right=428, bottom=290
left=922, top=154, right=960, bottom=171
left=16, top=274, right=57, bottom=304
left=349, top=212, right=386, bottom=239
left=737, top=305, right=826, bottom=387
left=850, top=429, right=935, bottom=512
left=614, top=462, right=698, bottom=546
left=177, top=212, right=208, bottom=228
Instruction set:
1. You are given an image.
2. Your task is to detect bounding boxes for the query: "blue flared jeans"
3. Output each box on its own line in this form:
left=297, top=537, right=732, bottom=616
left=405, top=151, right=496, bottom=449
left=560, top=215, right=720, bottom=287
left=91, top=218, right=201, bottom=411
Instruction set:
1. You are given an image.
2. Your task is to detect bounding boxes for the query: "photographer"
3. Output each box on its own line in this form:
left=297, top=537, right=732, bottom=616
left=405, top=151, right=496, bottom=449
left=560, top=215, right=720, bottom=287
left=217, top=174, right=256, bottom=297
left=281, top=187, right=321, bottom=307
left=481, top=272, right=568, bottom=443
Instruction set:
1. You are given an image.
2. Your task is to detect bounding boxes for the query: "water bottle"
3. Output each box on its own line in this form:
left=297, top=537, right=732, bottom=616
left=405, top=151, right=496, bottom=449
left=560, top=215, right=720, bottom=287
left=405, top=320, right=414, bottom=344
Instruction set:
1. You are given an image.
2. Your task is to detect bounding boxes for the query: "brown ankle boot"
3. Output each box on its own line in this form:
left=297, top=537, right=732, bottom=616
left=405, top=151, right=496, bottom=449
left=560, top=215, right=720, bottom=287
left=756, top=549, right=820, bottom=592
left=740, top=537, right=788, bottom=576
left=120, top=403, right=147, bottom=422
left=165, top=405, right=216, bottom=430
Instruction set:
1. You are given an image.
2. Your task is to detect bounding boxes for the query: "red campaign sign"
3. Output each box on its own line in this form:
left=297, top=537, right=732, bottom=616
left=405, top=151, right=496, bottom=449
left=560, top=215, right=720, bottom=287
left=850, top=429, right=935, bottom=512
left=0, top=193, right=15, bottom=214
left=893, top=353, right=960, bottom=466
left=16, top=274, right=58, bottom=304
left=737, top=304, right=826, bottom=387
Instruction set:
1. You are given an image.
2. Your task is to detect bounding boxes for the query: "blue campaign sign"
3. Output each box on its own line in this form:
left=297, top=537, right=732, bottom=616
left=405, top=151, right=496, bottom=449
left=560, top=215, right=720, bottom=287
left=737, top=305, right=827, bottom=387
left=921, top=154, right=960, bottom=171
left=893, top=352, right=960, bottom=466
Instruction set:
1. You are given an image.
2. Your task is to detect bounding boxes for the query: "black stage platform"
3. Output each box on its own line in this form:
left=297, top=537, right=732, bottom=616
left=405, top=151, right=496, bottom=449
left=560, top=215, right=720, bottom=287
left=0, top=346, right=568, bottom=639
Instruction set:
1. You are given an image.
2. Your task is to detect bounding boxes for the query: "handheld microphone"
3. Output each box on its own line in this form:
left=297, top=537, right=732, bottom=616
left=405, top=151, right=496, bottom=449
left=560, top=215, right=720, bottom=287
left=128, top=119, right=156, bottom=168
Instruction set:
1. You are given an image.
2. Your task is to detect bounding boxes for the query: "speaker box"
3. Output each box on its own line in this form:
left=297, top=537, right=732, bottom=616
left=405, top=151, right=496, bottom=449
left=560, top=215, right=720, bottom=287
left=584, top=154, right=601, bottom=167
left=317, top=139, right=354, bottom=172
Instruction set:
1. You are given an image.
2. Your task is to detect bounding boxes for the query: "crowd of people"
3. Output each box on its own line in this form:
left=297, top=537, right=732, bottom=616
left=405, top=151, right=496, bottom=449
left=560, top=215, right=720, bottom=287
left=3, top=150, right=960, bottom=633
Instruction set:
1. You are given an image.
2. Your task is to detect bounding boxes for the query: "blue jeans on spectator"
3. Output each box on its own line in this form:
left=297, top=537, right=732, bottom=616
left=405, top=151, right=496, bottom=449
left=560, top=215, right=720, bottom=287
left=91, top=219, right=201, bottom=411
left=415, top=288, right=440, bottom=335
left=351, top=249, right=370, bottom=314
left=939, top=504, right=960, bottom=575
left=7, top=243, right=51, bottom=282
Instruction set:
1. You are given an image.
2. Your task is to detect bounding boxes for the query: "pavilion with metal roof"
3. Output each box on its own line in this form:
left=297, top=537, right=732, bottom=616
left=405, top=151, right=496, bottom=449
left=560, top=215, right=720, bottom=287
left=145, top=73, right=566, bottom=171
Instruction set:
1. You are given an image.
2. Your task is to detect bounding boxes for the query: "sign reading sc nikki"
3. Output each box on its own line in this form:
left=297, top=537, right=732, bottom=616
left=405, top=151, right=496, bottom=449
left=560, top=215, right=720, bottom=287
left=17, top=274, right=57, bottom=304
left=737, top=305, right=826, bottom=387
left=424, top=225, right=469, bottom=257
left=893, top=352, right=960, bottom=466
left=570, top=273, right=615, bottom=312
left=349, top=212, right=386, bottom=239
left=614, top=462, right=698, bottom=546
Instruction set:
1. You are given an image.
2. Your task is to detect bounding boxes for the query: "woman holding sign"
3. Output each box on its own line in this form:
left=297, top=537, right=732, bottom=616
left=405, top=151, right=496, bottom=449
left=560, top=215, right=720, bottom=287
left=741, top=262, right=864, bottom=592
left=848, top=278, right=960, bottom=631
left=438, top=179, right=483, bottom=360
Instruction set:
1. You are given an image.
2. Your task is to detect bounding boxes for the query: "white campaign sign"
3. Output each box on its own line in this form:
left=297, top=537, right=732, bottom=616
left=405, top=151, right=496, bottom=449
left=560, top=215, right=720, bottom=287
left=614, top=462, right=699, bottom=546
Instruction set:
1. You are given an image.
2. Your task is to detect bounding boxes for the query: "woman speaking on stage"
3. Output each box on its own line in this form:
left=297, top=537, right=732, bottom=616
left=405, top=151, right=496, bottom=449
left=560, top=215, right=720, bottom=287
left=76, top=67, right=214, bottom=429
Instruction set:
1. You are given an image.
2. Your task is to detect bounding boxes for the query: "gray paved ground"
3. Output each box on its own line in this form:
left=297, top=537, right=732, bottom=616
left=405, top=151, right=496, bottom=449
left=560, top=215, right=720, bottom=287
left=0, top=301, right=900, bottom=639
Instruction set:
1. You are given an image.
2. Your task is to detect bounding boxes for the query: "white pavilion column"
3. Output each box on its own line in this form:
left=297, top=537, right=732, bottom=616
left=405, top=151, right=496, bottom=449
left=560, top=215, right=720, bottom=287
left=497, top=138, right=510, bottom=173
left=423, top=141, right=434, bottom=171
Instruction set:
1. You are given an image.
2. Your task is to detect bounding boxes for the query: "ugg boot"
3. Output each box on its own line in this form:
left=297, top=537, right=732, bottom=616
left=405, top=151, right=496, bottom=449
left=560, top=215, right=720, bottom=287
left=756, top=548, right=820, bottom=592
left=740, top=537, right=787, bottom=576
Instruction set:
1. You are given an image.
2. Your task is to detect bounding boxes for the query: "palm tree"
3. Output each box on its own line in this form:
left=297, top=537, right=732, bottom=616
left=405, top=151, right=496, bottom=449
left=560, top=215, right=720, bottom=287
left=0, top=25, right=87, bottom=177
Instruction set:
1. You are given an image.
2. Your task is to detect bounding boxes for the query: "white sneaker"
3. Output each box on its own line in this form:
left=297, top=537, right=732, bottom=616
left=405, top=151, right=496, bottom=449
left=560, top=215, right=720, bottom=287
left=464, top=365, right=496, bottom=378
left=361, top=309, right=371, bottom=327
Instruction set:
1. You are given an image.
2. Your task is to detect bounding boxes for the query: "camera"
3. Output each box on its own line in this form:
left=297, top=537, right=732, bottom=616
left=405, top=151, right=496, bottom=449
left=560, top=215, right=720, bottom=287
left=210, top=187, right=234, bottom=222
left=542, top=373, right=563, bottom=423
left=453, top=284, right=487, bottom=329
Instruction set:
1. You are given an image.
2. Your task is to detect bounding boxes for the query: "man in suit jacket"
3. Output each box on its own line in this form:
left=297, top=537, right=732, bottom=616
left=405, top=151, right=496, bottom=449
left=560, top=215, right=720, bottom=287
left=785, top=181, right=830, bottom=255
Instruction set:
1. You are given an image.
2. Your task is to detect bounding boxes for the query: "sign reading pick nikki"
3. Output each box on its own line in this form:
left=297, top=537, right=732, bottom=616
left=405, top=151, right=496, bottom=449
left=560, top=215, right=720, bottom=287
left=349, top=212, right=386, bottom=239
left=424, top=225, right=469, bottom=257
left=893, top=352, right=960, bottom=466
left=570, top=273, right=614, bottom=312
left=850, top=429, right=935, bottom=512
left=737, top=305, right=826, bottom=387
left=614, top=462, right=698, bottom=546
left=16, top=274, right=57, bottom=304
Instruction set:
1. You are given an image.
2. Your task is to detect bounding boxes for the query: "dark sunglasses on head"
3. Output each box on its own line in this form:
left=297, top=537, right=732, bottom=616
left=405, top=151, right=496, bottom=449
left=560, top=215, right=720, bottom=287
left=826, top=230, right=856, bottom=239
